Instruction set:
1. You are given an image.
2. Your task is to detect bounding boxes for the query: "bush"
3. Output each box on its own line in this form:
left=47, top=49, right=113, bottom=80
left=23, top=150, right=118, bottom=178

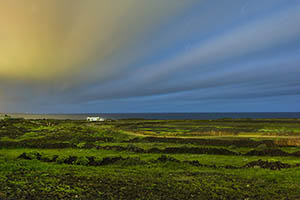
left=257, top=144, right=268, bottom=149
left=75, top=156, right=89, bottom=165
left=56, top=156, right=67, bottom=164
left=76, top=142, right=86, bottom=148
left=228, top=145, right=237, bottom=149
left=120, top=157, right=147, bottom=166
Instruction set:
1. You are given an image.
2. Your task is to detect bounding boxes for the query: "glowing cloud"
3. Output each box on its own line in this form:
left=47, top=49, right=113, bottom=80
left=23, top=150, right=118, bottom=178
left=0, top=0, right=192, bottom=81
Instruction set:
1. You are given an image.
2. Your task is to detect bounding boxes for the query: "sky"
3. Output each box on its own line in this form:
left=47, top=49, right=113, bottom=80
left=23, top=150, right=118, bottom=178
left=0, top=0, right=300, bottom=113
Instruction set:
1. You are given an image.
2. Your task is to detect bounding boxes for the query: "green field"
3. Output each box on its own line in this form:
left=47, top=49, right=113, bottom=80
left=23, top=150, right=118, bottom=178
left=1, top=118, right=300, bottom=199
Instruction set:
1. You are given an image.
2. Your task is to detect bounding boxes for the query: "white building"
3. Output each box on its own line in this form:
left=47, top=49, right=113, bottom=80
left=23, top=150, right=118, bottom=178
left=86, top=117, right=105, bottom=122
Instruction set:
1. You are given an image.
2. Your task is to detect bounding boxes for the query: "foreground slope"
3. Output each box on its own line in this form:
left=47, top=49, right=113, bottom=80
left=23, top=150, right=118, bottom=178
left=1, top=118, right=300, bottom=199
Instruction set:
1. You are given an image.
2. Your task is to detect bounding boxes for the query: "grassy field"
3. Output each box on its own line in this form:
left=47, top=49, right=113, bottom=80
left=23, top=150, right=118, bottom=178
left=1, top=118, right=300, bottom=199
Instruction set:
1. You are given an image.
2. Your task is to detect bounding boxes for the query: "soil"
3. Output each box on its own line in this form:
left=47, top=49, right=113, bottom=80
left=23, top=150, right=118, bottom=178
left=245, top=149, right=296, bottom=157
left=243, top=159, right=291, bottom=170
left=17, top=152, right=299, bottom=171
left=126, top=137, right=276, bottom=148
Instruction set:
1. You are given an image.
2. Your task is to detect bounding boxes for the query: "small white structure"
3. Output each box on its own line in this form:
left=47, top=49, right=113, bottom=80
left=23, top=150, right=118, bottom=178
left=86, top=117, right=105, bottom=122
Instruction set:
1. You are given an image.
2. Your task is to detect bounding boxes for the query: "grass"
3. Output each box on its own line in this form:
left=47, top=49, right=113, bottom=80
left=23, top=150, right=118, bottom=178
left=0, top=118, right=300, bottom=199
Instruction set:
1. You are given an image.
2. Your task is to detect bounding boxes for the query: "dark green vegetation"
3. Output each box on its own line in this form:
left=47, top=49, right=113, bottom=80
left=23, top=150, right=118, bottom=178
left=1, top=118, right=300, bottom=199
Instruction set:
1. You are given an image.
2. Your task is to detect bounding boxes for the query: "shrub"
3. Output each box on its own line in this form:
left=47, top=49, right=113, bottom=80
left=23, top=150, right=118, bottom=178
left=120, top=157, right=147, bottom=166
left=257, top=144, right=268, bottom=149
left=75, top=156, right=89, bottom=165
left=228, top=145, right=237, bottom=149
left=56, top=156, right=67, bottom=164
left=76, top=142, right=86, bottom=148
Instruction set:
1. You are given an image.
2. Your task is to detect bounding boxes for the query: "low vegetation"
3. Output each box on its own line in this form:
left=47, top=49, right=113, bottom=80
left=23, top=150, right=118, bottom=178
left=1, top=117, right=300, bottom=199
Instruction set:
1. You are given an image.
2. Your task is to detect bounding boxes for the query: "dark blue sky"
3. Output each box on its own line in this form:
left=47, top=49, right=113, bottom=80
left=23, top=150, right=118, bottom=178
left=1, top=0, right=300, bottom=113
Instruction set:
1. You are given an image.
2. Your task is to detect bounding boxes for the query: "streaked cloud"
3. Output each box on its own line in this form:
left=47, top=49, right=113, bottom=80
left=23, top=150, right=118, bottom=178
left=0, top=0, right=300, bottom=113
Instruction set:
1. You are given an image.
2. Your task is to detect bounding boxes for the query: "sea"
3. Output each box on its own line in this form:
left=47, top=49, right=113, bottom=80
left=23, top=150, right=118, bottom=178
left=2, top=113, right=300, bottom=120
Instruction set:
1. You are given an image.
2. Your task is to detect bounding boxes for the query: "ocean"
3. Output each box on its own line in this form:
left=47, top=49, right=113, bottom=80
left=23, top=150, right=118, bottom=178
left=2, top=112, right=300, bottom=120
